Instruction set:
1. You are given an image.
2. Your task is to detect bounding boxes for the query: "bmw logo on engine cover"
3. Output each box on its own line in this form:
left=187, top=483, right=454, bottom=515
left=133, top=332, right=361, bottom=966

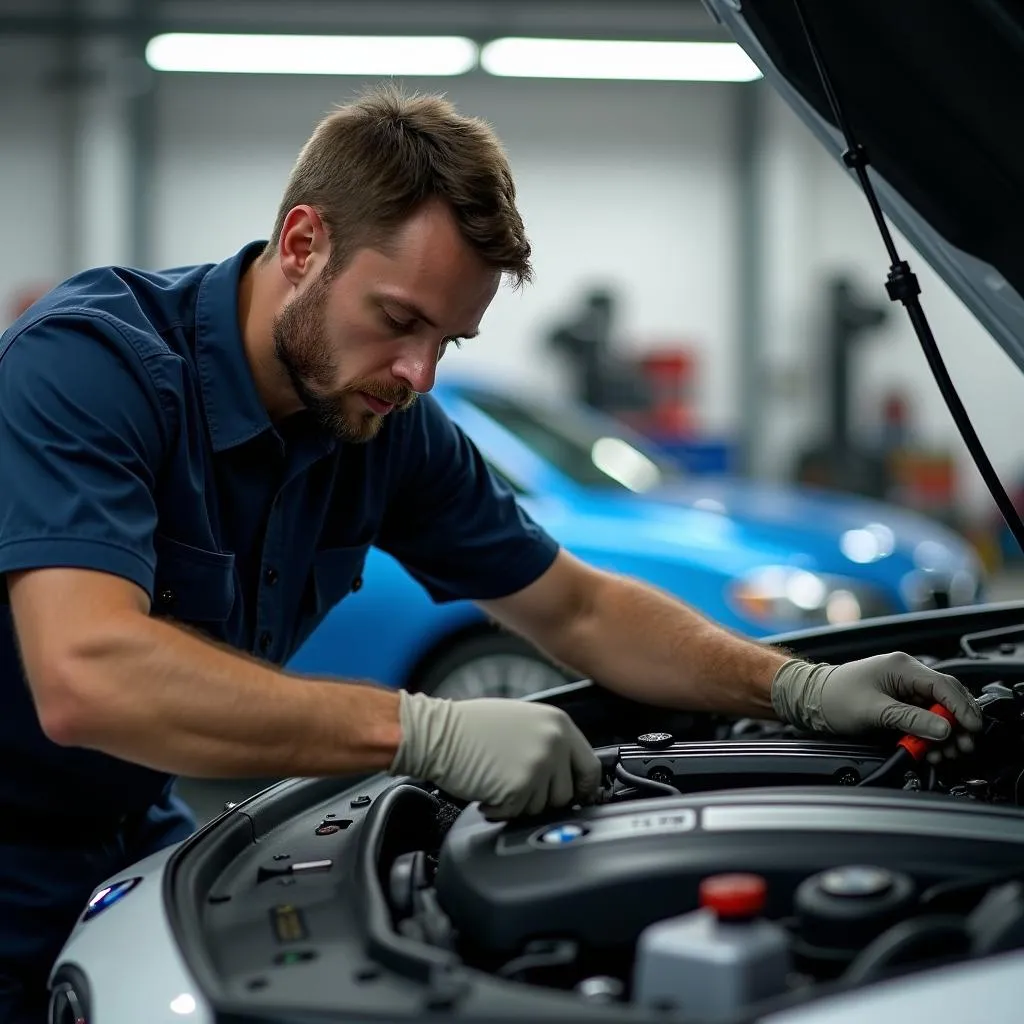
left=538, top=823, right=587, bottom=846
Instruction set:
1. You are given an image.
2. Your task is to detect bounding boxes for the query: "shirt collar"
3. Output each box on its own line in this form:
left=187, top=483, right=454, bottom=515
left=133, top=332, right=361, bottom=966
left=193, top=241, right=275, bottom=453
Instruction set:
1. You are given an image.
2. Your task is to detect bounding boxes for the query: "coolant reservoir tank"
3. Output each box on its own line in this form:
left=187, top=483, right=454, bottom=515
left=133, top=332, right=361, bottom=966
left=632, top=873, right=791, bottom=1019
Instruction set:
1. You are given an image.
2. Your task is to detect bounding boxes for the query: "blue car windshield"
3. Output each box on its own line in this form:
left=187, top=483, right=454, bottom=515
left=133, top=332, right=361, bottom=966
left=457, top=388, right=683, bottom=493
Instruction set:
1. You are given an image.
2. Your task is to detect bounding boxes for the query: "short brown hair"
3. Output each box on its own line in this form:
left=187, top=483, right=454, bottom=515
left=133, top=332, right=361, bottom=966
left=264, top=85, right=532, bottom=287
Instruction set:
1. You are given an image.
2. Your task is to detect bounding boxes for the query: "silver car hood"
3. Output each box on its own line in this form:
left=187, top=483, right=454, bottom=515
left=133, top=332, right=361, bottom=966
left=703, top=0, right=1024, bottom=373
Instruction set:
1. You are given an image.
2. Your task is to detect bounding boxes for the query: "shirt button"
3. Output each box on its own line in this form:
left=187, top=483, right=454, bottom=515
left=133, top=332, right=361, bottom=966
left=259, top=631, right=273, bottom=653
left=264, top=567, right=279, bottom=586
left=351, top=575, right=363, bottom=593
left=158, top=588, right=176, bottom=608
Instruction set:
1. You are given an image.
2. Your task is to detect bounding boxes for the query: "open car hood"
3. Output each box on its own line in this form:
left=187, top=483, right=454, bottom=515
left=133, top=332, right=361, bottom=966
left=704, top=0, right=1024, bottom=373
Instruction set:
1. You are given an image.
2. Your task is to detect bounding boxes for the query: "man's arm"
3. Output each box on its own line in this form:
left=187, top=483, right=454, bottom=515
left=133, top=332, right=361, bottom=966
left=480, top=550, right=786, bottom=717
left=0, top=322, right=600, bottom=818
left=1, top=318, right=399, bottom=778
left=481, top=550, right=981, bottom=742
left=10, top=567, right=402, bottom=777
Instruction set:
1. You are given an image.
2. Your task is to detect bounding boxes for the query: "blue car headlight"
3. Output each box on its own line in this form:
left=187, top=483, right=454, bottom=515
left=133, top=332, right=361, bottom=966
left=82, top=877, right=142, bottom=921
left=729, top=566, right=895, bottom=628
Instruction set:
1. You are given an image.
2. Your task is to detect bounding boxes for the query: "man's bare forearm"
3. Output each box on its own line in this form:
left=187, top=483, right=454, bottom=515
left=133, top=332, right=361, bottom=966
left=550, top=572, right=789, bottom=717
left=58, top=613, right=402, bottom=778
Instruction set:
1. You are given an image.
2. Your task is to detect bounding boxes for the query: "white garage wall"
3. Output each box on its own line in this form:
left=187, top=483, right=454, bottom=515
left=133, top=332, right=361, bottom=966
left=758, top=89, right=1023, bottom=517
left=2, top=53, right=1020, bottom=522
left=0, top=39, right=68, bottom=312
left=152, top=73, right=741, bottom=429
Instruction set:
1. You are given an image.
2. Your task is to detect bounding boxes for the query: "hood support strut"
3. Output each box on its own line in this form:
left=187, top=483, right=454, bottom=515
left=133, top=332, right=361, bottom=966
left=790, top=0, right=1024, bottom=557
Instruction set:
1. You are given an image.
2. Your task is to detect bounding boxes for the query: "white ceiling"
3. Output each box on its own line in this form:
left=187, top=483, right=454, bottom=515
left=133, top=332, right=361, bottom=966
left=0, top=0, right=728, bottom=42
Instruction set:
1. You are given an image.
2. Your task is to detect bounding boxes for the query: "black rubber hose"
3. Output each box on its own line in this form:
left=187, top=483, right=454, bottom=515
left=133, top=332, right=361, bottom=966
left=856, top=748, right=911, bottom=787
left=615, top=762, right=679, bottom=797
left=841, top=915, right=970, bottom=986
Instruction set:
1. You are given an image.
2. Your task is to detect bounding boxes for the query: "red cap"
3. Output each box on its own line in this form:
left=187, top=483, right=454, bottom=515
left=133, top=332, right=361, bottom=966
left=699, top=874, right=767, bottom=918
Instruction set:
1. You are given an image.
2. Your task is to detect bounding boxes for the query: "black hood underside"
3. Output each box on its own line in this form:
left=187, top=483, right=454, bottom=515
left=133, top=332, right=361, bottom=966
left=709, top=0, right=1024, bottom=367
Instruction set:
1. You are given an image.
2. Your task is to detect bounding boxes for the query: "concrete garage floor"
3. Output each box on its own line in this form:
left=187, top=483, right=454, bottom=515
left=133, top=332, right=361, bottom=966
left=174, top=568, right=1024, bottom=827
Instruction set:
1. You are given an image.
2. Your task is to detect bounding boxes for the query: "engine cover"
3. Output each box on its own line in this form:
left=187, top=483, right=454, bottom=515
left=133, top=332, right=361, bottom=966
left=434, top=788, right=1024, bottom=954
left=617, top=737, right=887, bottom=789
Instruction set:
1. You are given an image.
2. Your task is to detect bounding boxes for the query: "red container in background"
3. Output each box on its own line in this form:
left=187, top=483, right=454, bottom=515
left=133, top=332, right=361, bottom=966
left=638, top=348, right=697, bottom=437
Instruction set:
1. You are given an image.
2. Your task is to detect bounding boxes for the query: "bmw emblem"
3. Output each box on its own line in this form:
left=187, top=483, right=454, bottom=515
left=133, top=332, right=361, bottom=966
left=538, top=823, right=587, bottom=846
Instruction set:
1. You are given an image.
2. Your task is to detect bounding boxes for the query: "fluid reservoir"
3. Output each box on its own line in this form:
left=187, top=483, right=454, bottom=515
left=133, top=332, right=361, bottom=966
left=793, top=865, right=915, bottom=973
left=632, top=873, right=791, bottom=1019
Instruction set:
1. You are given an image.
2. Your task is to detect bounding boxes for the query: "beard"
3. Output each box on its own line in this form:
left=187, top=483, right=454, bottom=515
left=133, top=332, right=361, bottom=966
left=272, top=276, right=416, bottom=442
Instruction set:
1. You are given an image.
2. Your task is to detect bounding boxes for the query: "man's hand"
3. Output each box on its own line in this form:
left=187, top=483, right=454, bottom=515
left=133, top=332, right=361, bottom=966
left=389, top=691, right=603, bottom=820
left=771, top=653, right=983, bottom=751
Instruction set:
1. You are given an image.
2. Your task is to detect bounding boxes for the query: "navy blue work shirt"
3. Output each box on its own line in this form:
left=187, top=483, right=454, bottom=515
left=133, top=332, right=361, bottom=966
left=0, top=241, right=559, bottom=818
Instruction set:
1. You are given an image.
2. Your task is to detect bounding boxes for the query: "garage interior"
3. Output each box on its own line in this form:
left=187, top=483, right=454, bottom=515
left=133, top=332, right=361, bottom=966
left=4, top=0, right=1024, bottom=829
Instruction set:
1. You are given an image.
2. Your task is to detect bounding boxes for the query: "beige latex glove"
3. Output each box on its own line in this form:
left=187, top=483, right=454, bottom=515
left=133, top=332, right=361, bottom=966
left=771, top=653, right=982, bottom=749
left=389, top=690, right=603, bottom=820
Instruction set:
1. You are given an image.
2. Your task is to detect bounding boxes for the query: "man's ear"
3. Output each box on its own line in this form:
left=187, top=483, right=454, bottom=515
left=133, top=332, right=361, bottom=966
left=277, top=205, right=328, bottom=286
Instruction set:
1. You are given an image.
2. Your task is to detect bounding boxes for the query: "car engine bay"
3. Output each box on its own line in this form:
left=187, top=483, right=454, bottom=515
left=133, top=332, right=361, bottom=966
left=394, top=700, right=1024, bottom=1018
left=137, top=608, right=1024, bottom=1024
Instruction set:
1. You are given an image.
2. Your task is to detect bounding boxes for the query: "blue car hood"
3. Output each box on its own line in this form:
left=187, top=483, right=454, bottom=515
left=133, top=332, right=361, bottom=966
left=649, top=478, right=966, bottom=551
left=543, top=476, right=977, bottom=579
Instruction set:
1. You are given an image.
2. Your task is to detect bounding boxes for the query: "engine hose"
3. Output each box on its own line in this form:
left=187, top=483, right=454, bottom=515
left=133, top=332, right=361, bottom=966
left=614, top=762, right=679, bottom=797
left=856, top=749, right=909, bottom=787
left=840, top=915, right=970, bottom=986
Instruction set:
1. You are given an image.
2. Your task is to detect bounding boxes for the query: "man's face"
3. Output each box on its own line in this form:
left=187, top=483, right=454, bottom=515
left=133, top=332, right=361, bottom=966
left=272, top=201, right=500, bottom=442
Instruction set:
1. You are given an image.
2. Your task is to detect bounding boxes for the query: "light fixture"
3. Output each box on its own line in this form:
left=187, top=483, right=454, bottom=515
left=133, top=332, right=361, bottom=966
left=145, top=33, right=479, bottom=76
left=481, top=37, right=762, bottom=82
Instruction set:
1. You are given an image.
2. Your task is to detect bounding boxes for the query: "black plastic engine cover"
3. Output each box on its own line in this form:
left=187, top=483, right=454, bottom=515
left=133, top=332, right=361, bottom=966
left=618, top=738, right=887, bottom=789
left=434, top=788, right=1024, bottom=955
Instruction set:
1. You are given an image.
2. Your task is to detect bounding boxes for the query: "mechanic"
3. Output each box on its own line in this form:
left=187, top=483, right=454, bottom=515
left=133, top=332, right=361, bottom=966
left=0, top=86, right=981, bottom=1022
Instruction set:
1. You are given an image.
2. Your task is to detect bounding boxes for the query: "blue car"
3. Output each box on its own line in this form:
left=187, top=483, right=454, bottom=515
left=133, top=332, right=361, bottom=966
left=287, top=378, right=983, bottom=698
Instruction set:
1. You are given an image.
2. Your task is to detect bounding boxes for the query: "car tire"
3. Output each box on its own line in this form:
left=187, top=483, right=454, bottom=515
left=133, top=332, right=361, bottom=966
left=415, top=632, right=577, bottom=700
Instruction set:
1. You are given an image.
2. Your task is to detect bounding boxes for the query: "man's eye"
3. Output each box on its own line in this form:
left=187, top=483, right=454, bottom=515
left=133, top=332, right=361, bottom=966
left=383, top=311, right=412, bottom=332
left=439, top=338, right=462, bottom=359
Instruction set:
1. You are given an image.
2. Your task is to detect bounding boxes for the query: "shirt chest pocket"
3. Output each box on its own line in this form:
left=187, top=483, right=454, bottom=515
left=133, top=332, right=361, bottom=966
left=310, top=543, right=370, bottom=613
left=152, top=535, right=236, bottom=623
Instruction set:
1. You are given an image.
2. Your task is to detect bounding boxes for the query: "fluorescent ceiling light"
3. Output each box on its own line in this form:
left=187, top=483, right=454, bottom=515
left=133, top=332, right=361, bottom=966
left=481, top=38, right=762, bottom=82
left=145, top=33, right=479, bottom=76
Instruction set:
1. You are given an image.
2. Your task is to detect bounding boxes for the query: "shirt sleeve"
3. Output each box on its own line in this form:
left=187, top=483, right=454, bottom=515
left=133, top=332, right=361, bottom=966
left=0, top=313, right=168, bottom=597
left=376, top=395, right=560, bottom=603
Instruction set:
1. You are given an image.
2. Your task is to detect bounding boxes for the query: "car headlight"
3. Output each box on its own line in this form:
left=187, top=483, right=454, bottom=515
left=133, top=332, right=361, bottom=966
left=729, top=566, right=894, bottom=628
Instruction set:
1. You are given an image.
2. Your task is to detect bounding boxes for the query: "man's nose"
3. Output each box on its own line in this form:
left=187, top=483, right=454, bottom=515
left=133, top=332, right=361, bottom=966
left=392, top=345, right=439, bottom=395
